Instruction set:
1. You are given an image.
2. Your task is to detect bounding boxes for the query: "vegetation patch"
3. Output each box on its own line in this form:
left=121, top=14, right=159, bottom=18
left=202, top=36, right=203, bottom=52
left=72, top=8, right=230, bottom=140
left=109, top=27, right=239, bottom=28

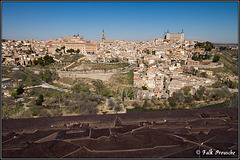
left=111, top=70, right=134, bottom=85
left=54, top=54, right=84, bottom=63
left=39, top=69, right=59, bottom=84
left=58, top=77, right=76, bottom=85
left=219, top=50, right=238, bottom=75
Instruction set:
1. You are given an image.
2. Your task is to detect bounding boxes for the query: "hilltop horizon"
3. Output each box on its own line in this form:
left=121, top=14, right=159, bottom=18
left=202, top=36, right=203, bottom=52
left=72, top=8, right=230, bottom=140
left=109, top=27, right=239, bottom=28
left=2, top=2, right=238, bottom=43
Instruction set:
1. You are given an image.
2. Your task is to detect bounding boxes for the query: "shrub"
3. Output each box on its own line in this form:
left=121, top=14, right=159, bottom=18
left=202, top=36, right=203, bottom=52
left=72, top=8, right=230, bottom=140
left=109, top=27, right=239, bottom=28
left=142, top=86, right=148, bottom=90
left=39, top=109, right=51, bottom=117
left=16, top=86, right=24, bottom=95
left=10, top=90, right=18, bottom=99
left=36, top=94, right=44, bottom=105
left=50, top=108, right=62, bottom=117
left=72, top=83, right=90, bottom=93
left=132, top=101, right=141, bottom=108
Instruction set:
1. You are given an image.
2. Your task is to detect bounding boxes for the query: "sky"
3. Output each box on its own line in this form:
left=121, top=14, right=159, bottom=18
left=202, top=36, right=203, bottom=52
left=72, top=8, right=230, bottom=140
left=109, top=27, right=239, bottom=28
left=2, top=2, right=238, bottom=43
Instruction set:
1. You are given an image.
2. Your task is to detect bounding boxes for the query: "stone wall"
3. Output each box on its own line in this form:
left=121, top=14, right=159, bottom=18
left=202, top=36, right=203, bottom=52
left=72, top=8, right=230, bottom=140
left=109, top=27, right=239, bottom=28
left=183, top=63, right=224, bottom=69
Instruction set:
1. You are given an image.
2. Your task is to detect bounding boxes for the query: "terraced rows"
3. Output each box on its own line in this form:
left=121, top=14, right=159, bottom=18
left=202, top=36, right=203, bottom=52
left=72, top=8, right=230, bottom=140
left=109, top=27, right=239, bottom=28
left=2, top=107, right=238, bottom=158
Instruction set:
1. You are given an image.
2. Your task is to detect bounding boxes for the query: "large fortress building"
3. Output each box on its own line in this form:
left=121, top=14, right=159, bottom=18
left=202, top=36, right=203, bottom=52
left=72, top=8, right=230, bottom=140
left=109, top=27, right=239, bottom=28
left=164, top=30, right=184, bottom=42
left=64, top=35, right=99, bottom=54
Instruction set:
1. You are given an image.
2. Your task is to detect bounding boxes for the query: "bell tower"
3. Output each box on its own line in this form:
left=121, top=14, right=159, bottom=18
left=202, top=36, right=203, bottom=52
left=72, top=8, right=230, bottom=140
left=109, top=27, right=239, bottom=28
left=102, top=29, right=105, bottom=41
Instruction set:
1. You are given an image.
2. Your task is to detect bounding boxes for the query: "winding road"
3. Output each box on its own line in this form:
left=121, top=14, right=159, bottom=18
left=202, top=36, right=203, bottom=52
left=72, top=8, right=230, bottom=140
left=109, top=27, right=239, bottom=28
left=24, top=81, right=73, bottom=93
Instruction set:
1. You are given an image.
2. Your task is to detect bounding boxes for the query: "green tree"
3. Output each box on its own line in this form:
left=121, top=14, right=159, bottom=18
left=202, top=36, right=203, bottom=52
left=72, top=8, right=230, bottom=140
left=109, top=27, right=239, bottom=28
left=205, top=46, right=212, bottom=51
left=205, top=41, right=215, bottom=49
left=192, top=53, right=201, bottom=61
left=39, top=69, right=59, bottom=83
left=145, top=49, right=150, bottom=54
left=66, top=49, right=74, bottom=53
left=92, top=80, right=112, bottom=97
left=168, top=91, right=185, bottom=108
left=92, top=80, right=105, bottom=95
left=231, top=81, right=238, bottom=89
left=43, top=55, right=54, bottom=65
left=213, top=55, right=220, bottom=62
left=211, top=81, right=222, bottom=88
left=55, top=48, right=61, bottom=52
left=36, top=94, right=44, bottom=105
left=16, top=86, right=24, bottom=95
left=142, top=86, right=148, bottom=90
left=128, top=70, right=134, bottom=85
left=122, top=88, right=134, bottom=100
left=102, top=87, right=112, bottom=97
left=72, top=83, right=90, bottom=93
left=10, top=90, right=18, bottom=99
left=195, top=41, right=214, bottom=51
left=182, top=86, right=191, bottom=96
left=74, top=49, right=80, bottom=53
left=33, top=59, right=38, bottom=65
left=37, top=57, right=44, bottom=66
left=23, top=70, right=39, bottom=86
left=61, top=46, right=65, bottom=53
left=184, top=94, right=194, bottom=107
left=195, top=42, right=205, bottom=49
left=194, top=86, right=206, bottom=101
left=213, top=89, right=225, bottom=100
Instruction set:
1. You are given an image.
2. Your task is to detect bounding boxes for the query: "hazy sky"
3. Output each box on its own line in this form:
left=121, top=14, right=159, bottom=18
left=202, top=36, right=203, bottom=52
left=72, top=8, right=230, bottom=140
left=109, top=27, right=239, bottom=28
left=2, top=2, right=238, bottom=43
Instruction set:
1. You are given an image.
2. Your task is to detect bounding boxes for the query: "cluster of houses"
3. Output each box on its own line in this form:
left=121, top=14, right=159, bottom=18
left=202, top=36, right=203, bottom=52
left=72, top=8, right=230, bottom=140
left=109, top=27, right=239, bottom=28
left=130, top=41, right=218, bottom=99
left=2, top=35, right=220, bottom=100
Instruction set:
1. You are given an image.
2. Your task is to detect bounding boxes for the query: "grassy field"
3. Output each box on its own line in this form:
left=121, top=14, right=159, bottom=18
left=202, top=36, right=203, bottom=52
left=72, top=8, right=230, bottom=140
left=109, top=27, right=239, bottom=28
left=66, top=61, right=130, bottom=71
left=111, top=70, right=134, bottom=85
left=219, top=50, right=238, bottom=75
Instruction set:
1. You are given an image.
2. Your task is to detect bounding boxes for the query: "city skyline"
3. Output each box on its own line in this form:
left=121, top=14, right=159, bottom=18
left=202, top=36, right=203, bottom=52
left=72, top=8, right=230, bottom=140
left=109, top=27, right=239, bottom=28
left=2, top=2, right=238, bottom=43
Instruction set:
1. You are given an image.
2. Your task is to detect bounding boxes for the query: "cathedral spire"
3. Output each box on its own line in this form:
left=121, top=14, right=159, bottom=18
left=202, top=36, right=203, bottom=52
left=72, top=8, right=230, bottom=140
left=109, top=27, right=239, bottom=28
left=102, top=29, right=105, bottom=41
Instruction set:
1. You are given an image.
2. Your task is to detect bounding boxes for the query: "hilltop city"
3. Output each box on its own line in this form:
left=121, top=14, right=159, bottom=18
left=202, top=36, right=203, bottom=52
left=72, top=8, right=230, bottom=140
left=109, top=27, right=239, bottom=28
left=2, top=30, right=238, bottom=159
left=2, top=30, right=238, bottom=118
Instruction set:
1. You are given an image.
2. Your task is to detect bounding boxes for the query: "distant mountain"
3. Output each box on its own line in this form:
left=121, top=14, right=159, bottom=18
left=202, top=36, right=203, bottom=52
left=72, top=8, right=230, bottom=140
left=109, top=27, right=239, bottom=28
left=213, top=43, right=238, bottom=46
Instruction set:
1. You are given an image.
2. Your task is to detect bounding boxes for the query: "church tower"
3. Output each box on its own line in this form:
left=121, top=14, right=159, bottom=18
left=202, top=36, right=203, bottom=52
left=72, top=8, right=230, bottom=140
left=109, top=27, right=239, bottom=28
left=102, top=29, right=105, bottom=41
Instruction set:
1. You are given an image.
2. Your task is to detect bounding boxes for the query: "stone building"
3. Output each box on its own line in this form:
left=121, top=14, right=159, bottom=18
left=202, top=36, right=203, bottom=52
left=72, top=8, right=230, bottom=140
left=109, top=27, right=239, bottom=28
left=102, top=29, right=105, bottom=42
left=2, top=78, right=12, bottom=89
left=164, top=30, right=184, bottom=42
left=65, top=36, right=99, bottom=54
